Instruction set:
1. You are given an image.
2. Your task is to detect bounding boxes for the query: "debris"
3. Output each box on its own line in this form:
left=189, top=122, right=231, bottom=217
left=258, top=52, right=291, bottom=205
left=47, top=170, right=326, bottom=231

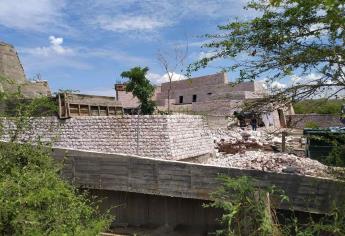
left=206, top=150, right=330, bottom=178
left=205, top=128, right=331, bottom=178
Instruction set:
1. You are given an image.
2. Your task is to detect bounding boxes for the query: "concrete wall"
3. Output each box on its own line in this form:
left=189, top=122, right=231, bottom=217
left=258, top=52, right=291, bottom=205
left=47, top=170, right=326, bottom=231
left=116, top=90, right=140, bottom=108
left=156, top=74, right=264, bottom=106
left=0, top=115, right=213, bottom=160
left=192, top=99, right=243, bottom=116
left=52, top=148, right=345, bottom=214
left=287, top=114, right=345, bottom=129
left=20, top=81, right=51, bottom=97
left=160, top=72, right=228, bottom=92
left=92, top=189, right=221, bottom=232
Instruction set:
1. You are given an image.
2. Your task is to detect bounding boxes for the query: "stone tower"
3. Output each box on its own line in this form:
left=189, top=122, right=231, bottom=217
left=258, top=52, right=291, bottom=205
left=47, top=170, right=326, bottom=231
left=0, top=41, right=51, bottom=97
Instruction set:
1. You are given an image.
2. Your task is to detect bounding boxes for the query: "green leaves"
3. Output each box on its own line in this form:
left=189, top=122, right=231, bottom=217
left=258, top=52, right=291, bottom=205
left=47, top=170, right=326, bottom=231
left=206, top=175, right=281, bottom=236
left=0, top=92, right=112, bottom=235
left=121, top=66, right=156, bottom=115
left=0, top=143, right=112, bottom=235
left=208, top=175, right=345, bottom=235
left=190, top=0, right=345, bottom=101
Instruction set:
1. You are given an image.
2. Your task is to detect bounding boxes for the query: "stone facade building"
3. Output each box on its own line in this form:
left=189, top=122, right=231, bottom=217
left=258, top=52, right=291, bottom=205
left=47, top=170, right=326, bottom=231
left=115, top=72, right=294, bottom=128
left=0, top=41, right=51, bottom=98
left=155, top=72, right=266, bottom=106
left=116, top=72, right=268, bottom=115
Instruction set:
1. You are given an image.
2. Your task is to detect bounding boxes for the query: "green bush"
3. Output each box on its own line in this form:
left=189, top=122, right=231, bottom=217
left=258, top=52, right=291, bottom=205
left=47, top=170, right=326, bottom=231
left=209, top=176, right=345, bottom=236
left=0, top=90, right=112, bottom=235
left=0, top=142, right=112, bottom=235
left=304, top=121, right=320, bottom=129
left=294, top=99, right=343, bottom=115
left=206, top=175, right=283, bottom=236
left=325, top=145, right=345, bottom=167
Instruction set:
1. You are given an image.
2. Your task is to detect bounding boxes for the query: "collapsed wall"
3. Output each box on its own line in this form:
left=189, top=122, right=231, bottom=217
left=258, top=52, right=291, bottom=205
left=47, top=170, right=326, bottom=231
left=0, top=115, right=213, bottom=160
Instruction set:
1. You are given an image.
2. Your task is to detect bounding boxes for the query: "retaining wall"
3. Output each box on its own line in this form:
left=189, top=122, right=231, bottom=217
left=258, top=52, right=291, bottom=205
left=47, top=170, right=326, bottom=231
left=53, top=147, right=345, bottom=214
left=0, top=115, right=213, bottom=160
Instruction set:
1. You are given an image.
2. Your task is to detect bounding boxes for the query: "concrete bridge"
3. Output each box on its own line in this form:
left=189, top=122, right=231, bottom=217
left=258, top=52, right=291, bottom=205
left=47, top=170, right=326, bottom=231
left=52, top=148, right=345, bottom=230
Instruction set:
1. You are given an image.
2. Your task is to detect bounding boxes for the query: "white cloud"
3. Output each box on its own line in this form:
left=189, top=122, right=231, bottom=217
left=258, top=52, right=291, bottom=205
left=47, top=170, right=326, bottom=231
left=290, top=75, right=301, bottom=83
left=290, top=73, right=323, bottom=84
left=148, top=72, right=187, bottom=85
left=95, top=15, right=168, bottom=32
left=0, top=0, right=65, bottom=31
left=22, top=36, right=74, bottom=57
left=271, top=81, right=287, bottom=89
left=304, top=73, right=322, bottom=82
left=19, top=37, right=148, bottom=72
left=87, top=0, right=251, bottom=33
left=198, top=51, right=218, bottom=60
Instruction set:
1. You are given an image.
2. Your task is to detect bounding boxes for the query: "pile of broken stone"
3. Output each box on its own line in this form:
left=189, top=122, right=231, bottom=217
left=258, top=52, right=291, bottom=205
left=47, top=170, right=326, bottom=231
left=205, top=128, right=332, bottom=178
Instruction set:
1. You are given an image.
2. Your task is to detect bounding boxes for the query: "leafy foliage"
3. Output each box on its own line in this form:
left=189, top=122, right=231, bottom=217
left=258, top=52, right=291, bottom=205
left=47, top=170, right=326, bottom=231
left=121, top=67, right=156, bottom=115
left=324, top=134, right=345, bottom=167
left=0, top=91, right=112, bottom=235
left=0, top=143, right=112, bottom=235
left=206, top=175, right=282, bottom=236
left=294, top=99, right=343, bottom=115
left=189, top=0, right=345, bottom=103
left=304, top=121, right=320, bottom=128
left=210, top=175, right=345, bottom=236
left=326, top=144, right=345, bottom=167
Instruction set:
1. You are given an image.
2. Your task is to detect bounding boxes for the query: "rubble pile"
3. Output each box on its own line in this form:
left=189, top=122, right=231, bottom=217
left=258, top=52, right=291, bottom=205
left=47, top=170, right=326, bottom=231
left=206, top=128, right=330, bottom=178
left=207, top=150, right=330, bottom=178
left=210, top=128, right=282, bottom=153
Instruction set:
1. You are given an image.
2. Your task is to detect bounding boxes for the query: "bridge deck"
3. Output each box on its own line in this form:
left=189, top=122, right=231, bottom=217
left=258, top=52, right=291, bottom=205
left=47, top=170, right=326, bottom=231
left=52, top=148, right=345, bottom=214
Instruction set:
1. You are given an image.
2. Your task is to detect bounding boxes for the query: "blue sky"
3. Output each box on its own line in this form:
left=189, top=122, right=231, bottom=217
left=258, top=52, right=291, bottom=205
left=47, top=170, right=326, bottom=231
left=0, top=0, right=257, bottom=96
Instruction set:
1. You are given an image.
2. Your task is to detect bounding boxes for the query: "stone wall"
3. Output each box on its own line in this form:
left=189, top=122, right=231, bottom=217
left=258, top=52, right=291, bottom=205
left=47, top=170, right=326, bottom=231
left=203, top=115, right=228, bottom=129
left=192, top=99, right=243, bottom=116
left=287, top=114, right=344, bottom=129
left=0, top=41, right=51, bottom=98
left=0, top=42, right=26, bottom=85
left=116, top=90, right=139, bottom=108
left=0, top=115, right=213, bottom=160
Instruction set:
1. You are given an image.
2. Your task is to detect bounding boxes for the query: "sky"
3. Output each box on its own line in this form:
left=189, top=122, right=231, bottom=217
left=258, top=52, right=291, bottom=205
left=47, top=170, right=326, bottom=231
left=0, top=0, right=260, bottom=96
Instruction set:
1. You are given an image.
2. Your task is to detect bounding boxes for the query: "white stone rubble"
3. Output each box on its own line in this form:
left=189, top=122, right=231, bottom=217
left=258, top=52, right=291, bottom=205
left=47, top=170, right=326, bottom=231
left=207, top=150, right=330, bottom=178
left=206, top=128, right=331, bottom=178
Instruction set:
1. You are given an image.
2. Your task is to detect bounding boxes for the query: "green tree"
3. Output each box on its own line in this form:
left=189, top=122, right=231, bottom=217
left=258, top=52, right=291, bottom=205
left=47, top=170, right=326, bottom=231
left=121, top=66, right=156, bottom=115
left=0, top=92, right=112, bottom=235
left=293, top=99, right=343, bottom=115
left=189, top=0, right=344, bottom=104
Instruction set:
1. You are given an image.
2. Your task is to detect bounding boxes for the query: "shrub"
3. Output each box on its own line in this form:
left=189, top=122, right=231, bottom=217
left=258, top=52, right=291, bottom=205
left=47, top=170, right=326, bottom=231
left=294, top=99, right=343, bottom=115
left=0, top=142, right=112, bottom=235
left=209, top=176, right=345, bottom=236
left=304, top=121, right=320, bottom=129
